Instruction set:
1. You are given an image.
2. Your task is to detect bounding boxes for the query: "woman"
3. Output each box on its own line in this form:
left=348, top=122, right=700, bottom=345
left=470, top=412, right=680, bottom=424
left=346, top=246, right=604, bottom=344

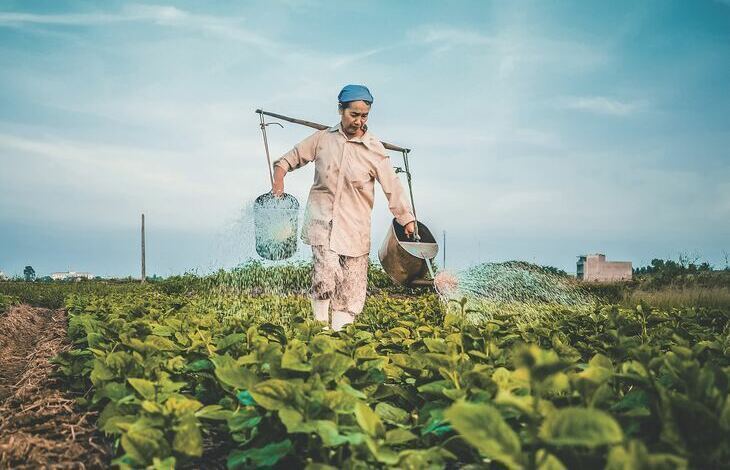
left=272, top=84, right=416, bottom=331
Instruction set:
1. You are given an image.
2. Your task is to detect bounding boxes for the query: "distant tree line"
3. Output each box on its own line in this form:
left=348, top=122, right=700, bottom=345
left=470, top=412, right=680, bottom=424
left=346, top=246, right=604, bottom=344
left=633, top=256, right=730, bottom=289
left=634, top=258, right=714, bottom=276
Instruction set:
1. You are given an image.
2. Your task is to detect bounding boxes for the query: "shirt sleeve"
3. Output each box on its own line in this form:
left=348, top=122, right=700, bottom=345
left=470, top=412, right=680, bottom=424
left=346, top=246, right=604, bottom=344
left=374, top=156, right=416, bottom=227
left=272, top=131, right=321, bottom=172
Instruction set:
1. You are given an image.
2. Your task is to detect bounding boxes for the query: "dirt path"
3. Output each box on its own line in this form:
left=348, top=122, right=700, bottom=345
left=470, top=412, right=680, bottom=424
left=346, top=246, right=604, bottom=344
left=0, top=305, right=110, bottom=468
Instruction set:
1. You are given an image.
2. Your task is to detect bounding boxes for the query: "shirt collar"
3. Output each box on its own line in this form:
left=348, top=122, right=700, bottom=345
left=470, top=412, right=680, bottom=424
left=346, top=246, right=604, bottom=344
left=329, top=123, right=366, bottom=143
left=328, top=123, right=386, bottom=155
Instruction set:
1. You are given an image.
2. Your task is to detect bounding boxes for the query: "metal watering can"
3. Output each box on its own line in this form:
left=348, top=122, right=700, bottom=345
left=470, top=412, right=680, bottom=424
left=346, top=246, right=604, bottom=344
left=379, top=219, right=439, bottom=287
left=376, top=143, right=439, bottom=288
left=253, top=192, right=299, bottom=260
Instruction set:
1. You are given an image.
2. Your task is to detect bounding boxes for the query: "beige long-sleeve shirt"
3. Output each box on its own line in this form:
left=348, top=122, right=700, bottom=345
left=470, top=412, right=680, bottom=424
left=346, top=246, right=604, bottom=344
left=273, top=124, right=415, bottom=257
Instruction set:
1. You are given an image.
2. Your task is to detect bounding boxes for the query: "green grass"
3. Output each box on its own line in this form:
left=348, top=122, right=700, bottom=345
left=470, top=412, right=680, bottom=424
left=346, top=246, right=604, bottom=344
left=0, top=279, right=158, bottom=309
left=623, top=286, right=730, bottom=310
left=0, top=293, right=19, bottom=314
left=0, top=261, right=414, bottom=310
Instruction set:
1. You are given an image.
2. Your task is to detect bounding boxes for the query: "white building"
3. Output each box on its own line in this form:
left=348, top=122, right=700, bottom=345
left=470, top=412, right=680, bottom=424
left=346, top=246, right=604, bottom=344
left=0, top=271, right=7, bottom=281
left=50, top=271, right=95, bottom=281
left=577, top=254, right=632, bottom=282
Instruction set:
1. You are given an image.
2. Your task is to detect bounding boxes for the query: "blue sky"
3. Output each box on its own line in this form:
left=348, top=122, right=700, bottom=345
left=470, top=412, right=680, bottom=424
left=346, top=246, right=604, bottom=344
left=1, top=0, right=729, bottom=277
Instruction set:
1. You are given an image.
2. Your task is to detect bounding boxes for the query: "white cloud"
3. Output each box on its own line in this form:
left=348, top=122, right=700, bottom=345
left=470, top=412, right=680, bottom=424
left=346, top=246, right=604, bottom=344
left=0, top=5, right=191, bottom=26
left=0, top=4, right=394, bottom=81
left=0, top=3, right=392, bottom=71
left=0, top=131, right=262, bottom=230
left=122, top=4, right=189, bottom=24
left=330, top=48, right=386, bottom=69
left=0, top=4, right=276, bottom=50
left=407, top=24, right=608, bottom=71
left=408, top=25, right=495, bottom=49
left=0, top=11, right=121, bottom=26
left=558, top=96, right=643, bottom=116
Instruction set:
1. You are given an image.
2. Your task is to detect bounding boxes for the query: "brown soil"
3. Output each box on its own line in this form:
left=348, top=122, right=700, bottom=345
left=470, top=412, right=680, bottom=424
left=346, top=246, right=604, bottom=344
left=0, top=305, right=111, bottom=469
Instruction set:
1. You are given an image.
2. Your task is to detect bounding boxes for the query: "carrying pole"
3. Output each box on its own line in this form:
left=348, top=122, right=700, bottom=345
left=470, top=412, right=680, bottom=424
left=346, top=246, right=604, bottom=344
left=443, top=231, right=447, bottom=269
left=141, top=213, right=146, bottom=283
left=259, top=111, right=275, bottom=188
left=255, top=109, right=411, bottom=153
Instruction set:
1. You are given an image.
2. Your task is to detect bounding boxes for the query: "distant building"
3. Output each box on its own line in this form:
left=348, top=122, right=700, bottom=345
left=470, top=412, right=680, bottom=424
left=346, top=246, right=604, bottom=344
left=577, top=254, right=632, bottom=282
left=50, top=271, right=95, bottom=281
left=0, top=271, right=7, bottom=281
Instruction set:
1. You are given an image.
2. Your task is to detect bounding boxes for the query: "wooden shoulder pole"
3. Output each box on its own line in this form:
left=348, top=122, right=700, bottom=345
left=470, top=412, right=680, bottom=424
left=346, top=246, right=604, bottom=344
left=255, top=109, right=411, bottom=153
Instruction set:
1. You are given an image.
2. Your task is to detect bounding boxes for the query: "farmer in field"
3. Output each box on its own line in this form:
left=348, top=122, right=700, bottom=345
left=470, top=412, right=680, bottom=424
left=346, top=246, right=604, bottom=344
left=271, top=84, right=416, bottom=331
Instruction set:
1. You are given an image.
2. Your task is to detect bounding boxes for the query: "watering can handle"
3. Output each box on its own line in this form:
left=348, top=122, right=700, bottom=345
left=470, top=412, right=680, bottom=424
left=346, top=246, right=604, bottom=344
left=401, top=150, right=420, bottom=241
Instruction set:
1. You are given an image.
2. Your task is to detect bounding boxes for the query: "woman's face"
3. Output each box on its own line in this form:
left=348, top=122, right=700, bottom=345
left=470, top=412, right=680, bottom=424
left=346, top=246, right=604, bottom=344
left=339, top=101, right=370, bottom=137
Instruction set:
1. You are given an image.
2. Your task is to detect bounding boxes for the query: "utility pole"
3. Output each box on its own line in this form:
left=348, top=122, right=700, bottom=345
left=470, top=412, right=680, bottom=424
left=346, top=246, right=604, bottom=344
left=443, top=230, right=447, bottom=269
left=141, top=213, right=146, bottom=283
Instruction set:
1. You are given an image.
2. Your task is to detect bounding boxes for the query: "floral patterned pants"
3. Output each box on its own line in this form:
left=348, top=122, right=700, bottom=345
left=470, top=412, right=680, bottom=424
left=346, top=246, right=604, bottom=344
left=311, top=244, right=369, bottom=315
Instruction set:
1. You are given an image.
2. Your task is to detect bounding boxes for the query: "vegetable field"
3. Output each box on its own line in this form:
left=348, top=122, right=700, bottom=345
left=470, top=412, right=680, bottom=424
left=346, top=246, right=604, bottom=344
left=1, top=266, right=729, bottom=469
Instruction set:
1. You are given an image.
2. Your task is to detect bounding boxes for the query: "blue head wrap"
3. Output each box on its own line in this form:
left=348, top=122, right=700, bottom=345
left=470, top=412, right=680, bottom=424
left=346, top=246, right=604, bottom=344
left=338, top=84, right=374, bottom=104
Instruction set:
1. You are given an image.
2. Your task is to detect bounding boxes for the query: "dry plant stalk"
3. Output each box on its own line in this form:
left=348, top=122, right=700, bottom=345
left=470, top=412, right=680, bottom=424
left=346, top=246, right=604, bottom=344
left=0, top=305, right=111, bottom=469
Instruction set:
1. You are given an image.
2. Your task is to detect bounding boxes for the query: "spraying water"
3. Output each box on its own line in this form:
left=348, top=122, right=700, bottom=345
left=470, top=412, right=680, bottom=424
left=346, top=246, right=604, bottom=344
left=424, top=257, right=436, bottom=279
left=434, top=261, right=596, bottom=327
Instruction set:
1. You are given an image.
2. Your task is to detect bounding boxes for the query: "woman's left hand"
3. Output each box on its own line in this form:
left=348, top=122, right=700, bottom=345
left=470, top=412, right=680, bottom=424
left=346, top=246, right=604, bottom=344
left=404, top=221, right=416, bottom=239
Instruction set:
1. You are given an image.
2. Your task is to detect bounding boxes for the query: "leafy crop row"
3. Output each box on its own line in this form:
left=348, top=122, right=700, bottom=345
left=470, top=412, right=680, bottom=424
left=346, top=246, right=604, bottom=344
left=0, top=261, right=414, bottom=309
left=0, top=293, right=18, bottom=314
left=52, top=288, right=730, bottom=469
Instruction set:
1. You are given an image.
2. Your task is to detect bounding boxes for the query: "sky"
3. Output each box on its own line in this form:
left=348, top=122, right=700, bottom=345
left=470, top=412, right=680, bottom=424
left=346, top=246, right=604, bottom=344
left=1, top=0, right=729, bottom=278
